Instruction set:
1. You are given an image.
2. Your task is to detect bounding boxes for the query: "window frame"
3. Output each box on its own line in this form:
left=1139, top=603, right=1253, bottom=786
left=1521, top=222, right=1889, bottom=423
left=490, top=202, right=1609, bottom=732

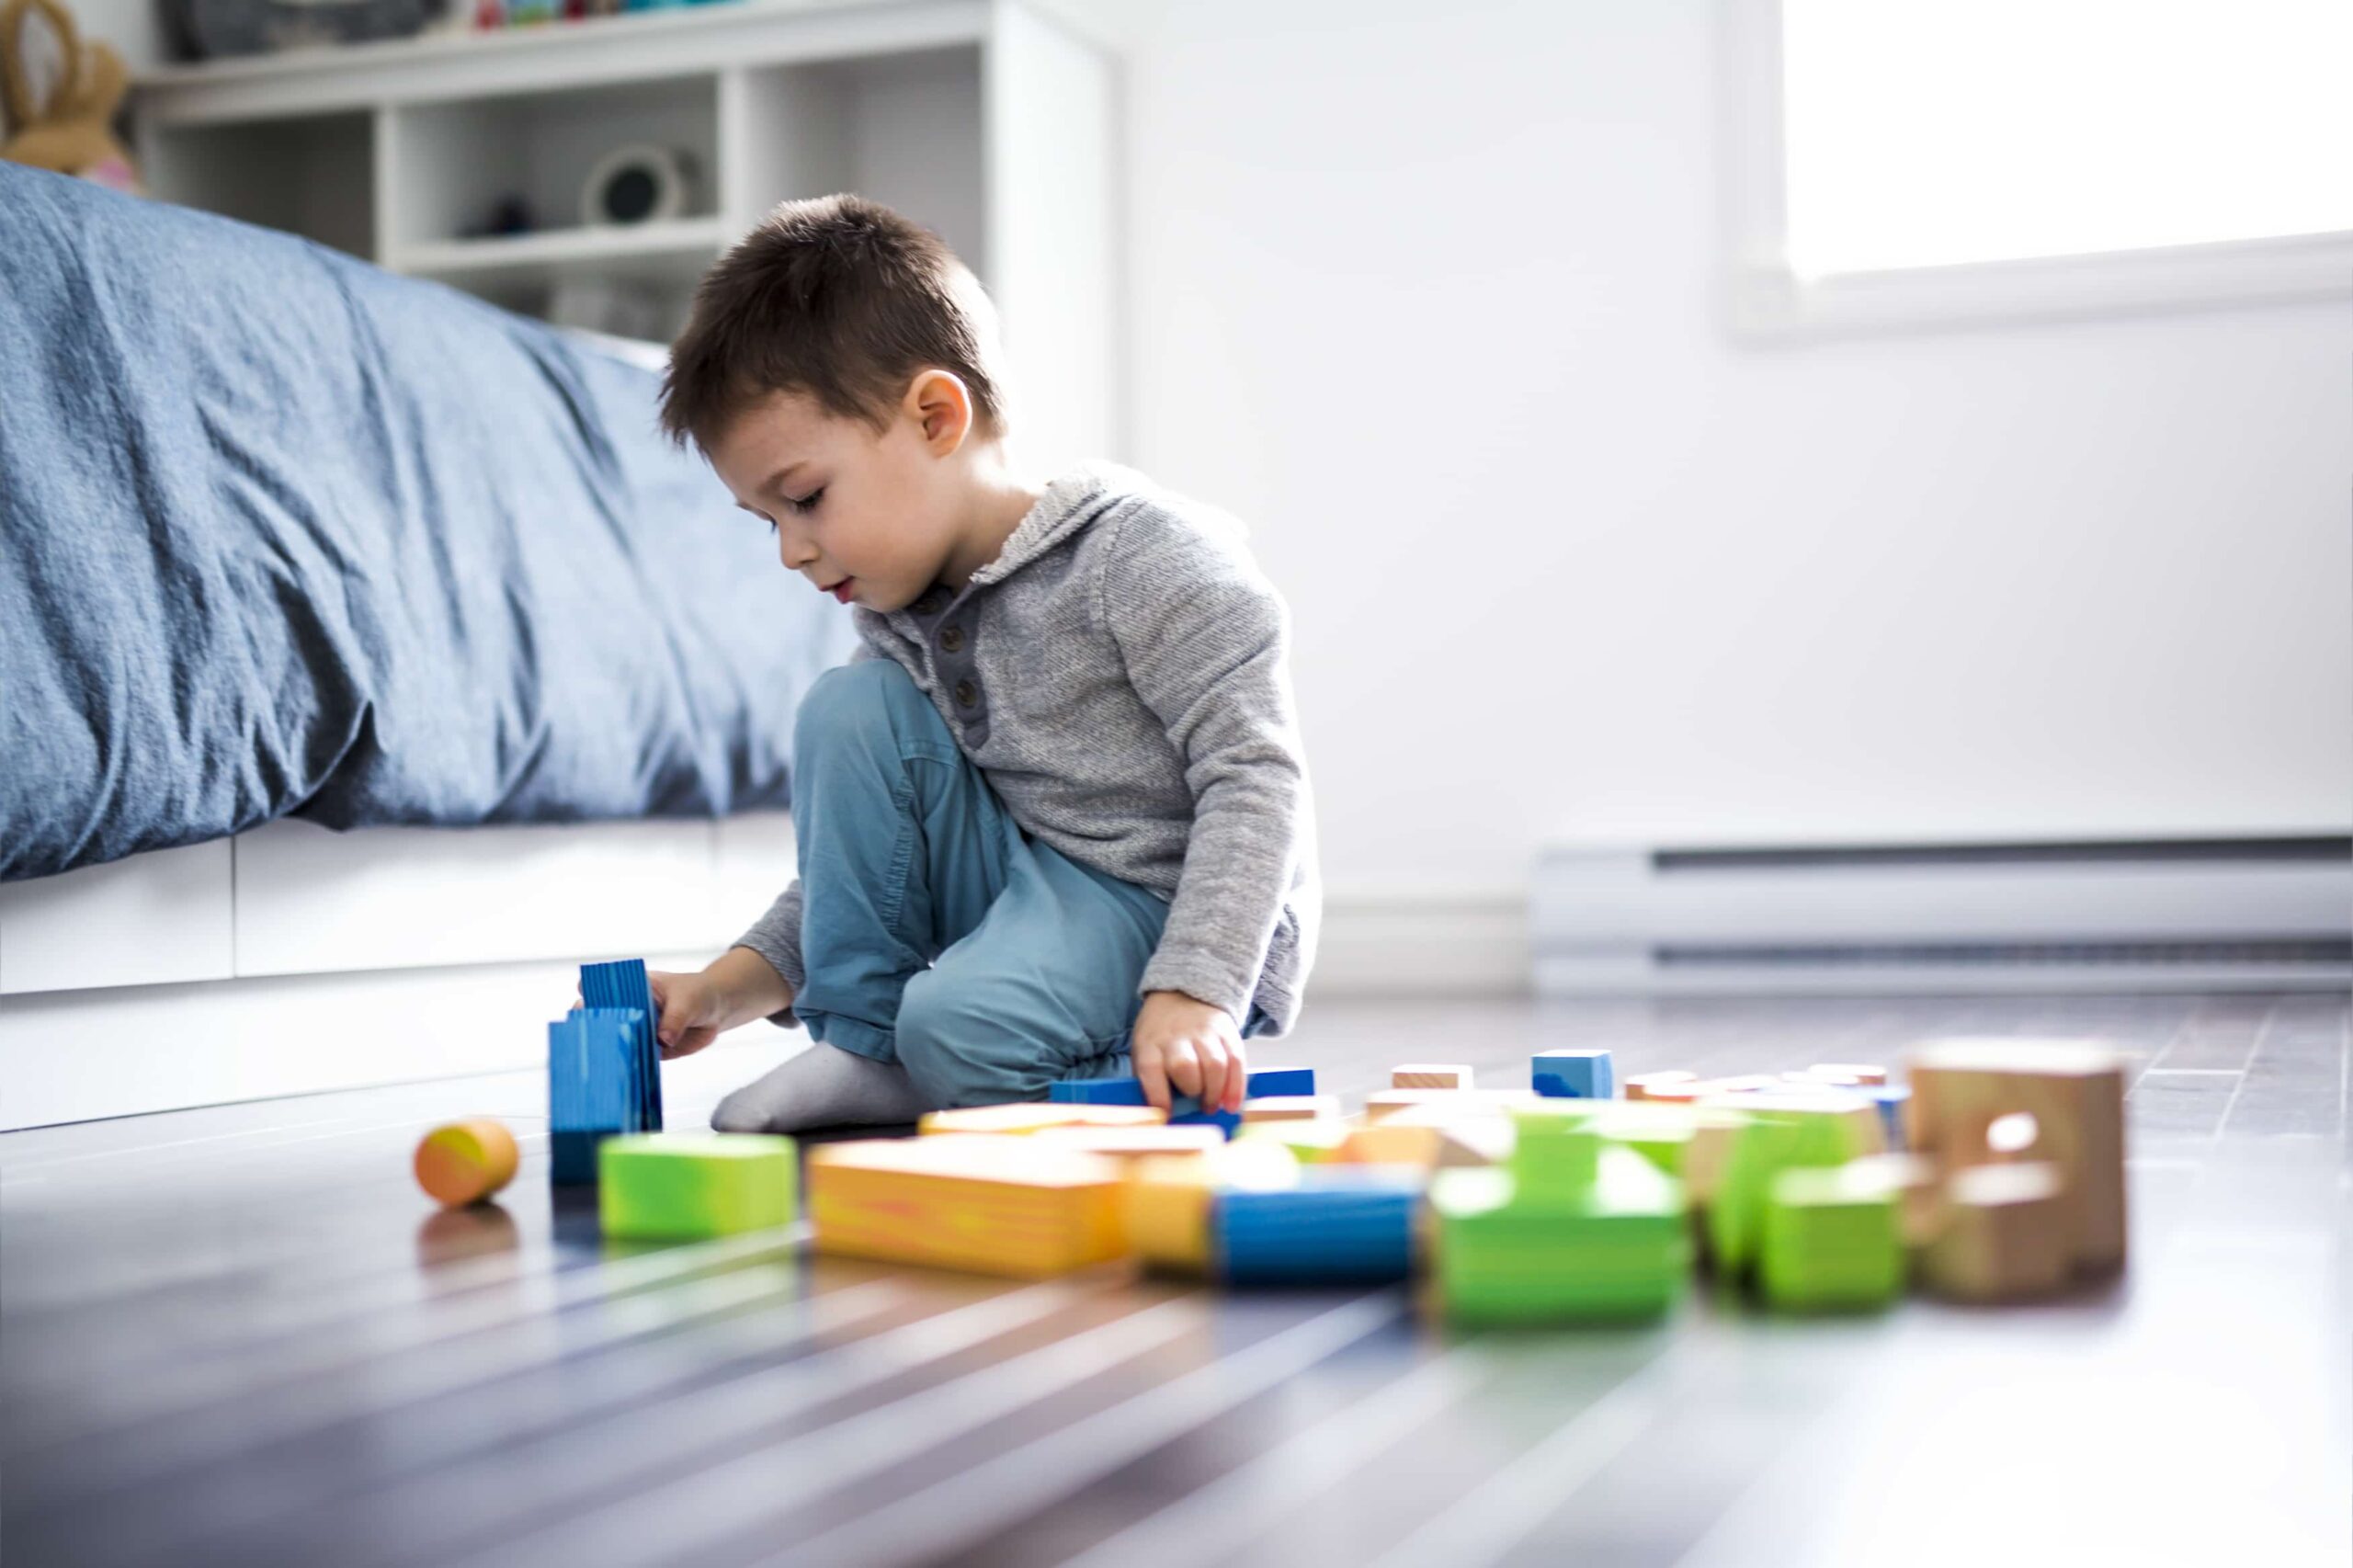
left=1719, top=0, right=2353, bottom=341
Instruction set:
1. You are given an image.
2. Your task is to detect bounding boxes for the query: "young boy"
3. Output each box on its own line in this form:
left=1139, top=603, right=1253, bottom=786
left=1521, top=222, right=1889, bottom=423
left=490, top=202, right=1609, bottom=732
left=644, top=194, right=1318, bottom=1131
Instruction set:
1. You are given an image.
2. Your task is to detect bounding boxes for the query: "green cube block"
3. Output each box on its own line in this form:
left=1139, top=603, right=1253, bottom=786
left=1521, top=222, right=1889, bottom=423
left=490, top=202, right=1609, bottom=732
left=1707, top=1089, right=1881, bottom=1276
left=1586, top=1102, right=1699, bottom=1177
left=1506, top=1104, right=1603, bottom=1199
left=1759, top=1165, right=1903, bottom=1312
left=598, top=1133, right=798, bottom=1240
left=1430, top=1147, right=1690, bottom=1324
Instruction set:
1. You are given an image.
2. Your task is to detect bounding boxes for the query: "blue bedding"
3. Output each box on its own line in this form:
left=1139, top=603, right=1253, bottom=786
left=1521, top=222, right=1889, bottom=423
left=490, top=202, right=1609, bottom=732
left=0, top=165, right=854, bottom=881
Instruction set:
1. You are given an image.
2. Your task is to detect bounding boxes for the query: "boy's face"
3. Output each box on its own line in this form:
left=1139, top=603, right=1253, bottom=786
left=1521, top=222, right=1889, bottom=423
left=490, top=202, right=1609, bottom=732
left=703, top=380, right=970, bottom=615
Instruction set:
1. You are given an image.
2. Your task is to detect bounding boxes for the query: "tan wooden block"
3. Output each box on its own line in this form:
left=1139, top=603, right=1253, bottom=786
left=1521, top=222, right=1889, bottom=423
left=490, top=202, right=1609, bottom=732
left=1242, top=1095, right=1340, bottom=1123
left=1907, top=1039, right=2127, bottom=1277
left=1336, top=1120, right=1446, bottom=1168
left=1032, top=1124, right=1227, bottom=1167
left=1624, top=1071, right=1698, bottom=1102
left=1365, top=1087, right=1536, bottom=1122
left=1920, top=1162, right=2074, bottom=1301
left=1386, top=1105, right=1516, bottom=1167
left=918, top=1103, right=1165, bottom=1136
left=1392, top=1063, right=1473, bottom=1089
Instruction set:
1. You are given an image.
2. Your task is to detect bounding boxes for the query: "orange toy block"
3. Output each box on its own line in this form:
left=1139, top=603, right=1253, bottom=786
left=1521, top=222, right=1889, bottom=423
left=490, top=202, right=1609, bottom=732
left=917, top=1103, right=1165, bottom=1136
left=1386, top=1104, right=1517, bottom=1167
left=1242, top=1095, right=1340, bottom=1123
left=1392, top=1064, right=1473, bottom=1089
left=807, top=1136, right=1129, bottom=1277
left=1906, top=1039, right=2127, bottom=1277
left=414, top=1119, right=520, bottom=1209
left=1125, top=1141, right=1300, bottom=1274
left=1920, top=1162, right=2074, bottom=1301
left=1336, top=1120, right=1446, bottom=1168
left=1033, top=1123, right=1226, bottom=1167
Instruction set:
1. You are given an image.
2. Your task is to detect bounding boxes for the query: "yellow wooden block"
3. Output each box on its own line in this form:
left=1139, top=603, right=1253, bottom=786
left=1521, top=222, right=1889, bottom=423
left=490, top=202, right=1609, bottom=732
left=806, top=1136, right=1128, bottom=1277
left=1242, top=1095, right=1340, bottom=1123
left=1392, top=1063, right=1472, bottom=1089
left=917, top=1103, right=1165, bottom=1137
left=414, top=1119, right=519, bottom=1209
left=1125, top=1141, right=1299, bottom=1274
left=1032, top=1124, right=1226, bottom=1168
left=1906, top=1039, right=2127, bottom=1278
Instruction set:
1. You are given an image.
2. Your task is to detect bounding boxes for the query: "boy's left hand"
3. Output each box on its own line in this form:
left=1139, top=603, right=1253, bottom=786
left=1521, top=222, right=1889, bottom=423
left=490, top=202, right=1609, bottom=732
left=1131, top=991, right=1247, bottom=1114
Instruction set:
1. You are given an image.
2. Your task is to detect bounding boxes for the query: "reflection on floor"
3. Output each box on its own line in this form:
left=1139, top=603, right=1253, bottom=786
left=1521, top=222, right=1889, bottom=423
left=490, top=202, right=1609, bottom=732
left=2, top=992, right=2347, bottom=1568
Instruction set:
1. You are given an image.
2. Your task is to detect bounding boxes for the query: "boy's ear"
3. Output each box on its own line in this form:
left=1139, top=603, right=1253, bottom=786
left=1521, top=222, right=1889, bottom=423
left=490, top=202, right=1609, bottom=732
left=904, top=369, right=972, bottom=457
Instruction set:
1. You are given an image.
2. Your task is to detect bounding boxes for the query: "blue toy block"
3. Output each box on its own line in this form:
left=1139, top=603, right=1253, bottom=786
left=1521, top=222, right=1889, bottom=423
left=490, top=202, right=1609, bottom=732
left=1051, top=1066, right=1310, bottom=1140
left=1216, top=1168, right=1421, bottom=1285
left=1245, top=1066, right=1316, bottom=1098
left=1867, top=1085, right=1910, bottom=1150
left=548, top=1007, right=647, bottom=1184
left=580, top=959, right=665, bottom=1132
left=1532, top=1049, right=1615, bottom=1100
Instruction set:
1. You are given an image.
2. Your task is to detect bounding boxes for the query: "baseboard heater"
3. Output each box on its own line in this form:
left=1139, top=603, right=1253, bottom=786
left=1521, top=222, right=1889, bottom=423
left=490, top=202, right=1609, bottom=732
left=1532, top=835, right=2353, bottom=995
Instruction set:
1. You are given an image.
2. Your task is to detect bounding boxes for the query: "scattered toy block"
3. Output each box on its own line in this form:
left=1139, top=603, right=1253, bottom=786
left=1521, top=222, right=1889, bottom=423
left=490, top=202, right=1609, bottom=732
left=1919, top=1161, right=2075, bottom=1301
left=1530, top=1048, right=1614, bottom=1100
left=1126, top=1141, right=1300, bottom=1274
left=1584, top=1101, right=1701, bottom=1178
left=414, top=1119, right=520, bottom=1209
left=1624, top=1071, right=1698, bottom=1102
left=1865, top=1085, right=1911, bottom=1151
left=1217, top=1166, right=1423, bottom=1285
left=1336, top=1120, right=1447, bottom=1168
left=1051, top=1067, right=1312, bottom=1137
left=1759, top=1165, right=1903, bottom=1312
left=1843, top=1152, right=1941, bottom=1247
left=598, top=1133, right=796, bottom=1240
left=580, top=959, right=665, bottom=1131
left=1031, top=1123, right=1226, bottom=1168
left=1428, top=1147, right=1688, bottom=1324
left=549, top=1006, right=656, bottom=1184
left=1238, top=1119, right=1352, bottom=1164
left=1365, top=1087, right=1535, bottom=1122
left=1704, top=1087, right=1886, bottom=1276
left=1384, top=1105, right=1516, bottom=1168
left=1242, top=1095, right=1339, bottom=1123
left=806, top=1136, right=1128, bottom=1277
left=1392, top=1064, right=1472, bottom=1089
left=1906, top=1039, right=2127, bottom=1277
left=1808, top=1062, right=1889, bottom=1086
left=918, top=1103, right=1165, bottom=1136
left=1506, top=1103, right=1605, bottom=1198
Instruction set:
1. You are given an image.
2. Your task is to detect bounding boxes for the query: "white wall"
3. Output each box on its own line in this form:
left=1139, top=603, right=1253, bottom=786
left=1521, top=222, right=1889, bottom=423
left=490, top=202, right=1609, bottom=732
left=1117, top=0, right=2353, bottom=900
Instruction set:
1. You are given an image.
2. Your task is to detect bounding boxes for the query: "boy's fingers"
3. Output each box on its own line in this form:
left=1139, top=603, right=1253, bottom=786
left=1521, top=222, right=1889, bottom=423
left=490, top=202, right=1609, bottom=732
left=1222, top=1040, right=1249, bottom=1111
left=1164, top=1041, right=1204, bottom=1103
left=1135, top=1046, right=1173, bottom=1112
left=1194, top=1043, right=1229, bottom=1117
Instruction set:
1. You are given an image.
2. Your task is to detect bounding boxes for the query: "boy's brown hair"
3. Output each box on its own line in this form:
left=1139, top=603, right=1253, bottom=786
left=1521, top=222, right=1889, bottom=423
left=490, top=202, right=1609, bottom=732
left=659, top=194, right=1007, bottom=450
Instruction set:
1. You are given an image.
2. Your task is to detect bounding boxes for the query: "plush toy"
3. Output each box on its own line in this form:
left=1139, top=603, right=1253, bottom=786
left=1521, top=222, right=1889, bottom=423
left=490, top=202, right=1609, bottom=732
left=1, top=0, right=141, bottom=194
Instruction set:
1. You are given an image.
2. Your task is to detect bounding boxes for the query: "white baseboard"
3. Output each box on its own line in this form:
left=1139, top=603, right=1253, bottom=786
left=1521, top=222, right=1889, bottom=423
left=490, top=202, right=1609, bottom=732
left=1304, top=891, right=1530, bottom=1001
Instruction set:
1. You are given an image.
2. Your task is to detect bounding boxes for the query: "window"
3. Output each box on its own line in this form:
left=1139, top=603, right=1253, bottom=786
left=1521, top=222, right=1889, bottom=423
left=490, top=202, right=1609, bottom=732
left=1723, top=0, right=2353, bottom=337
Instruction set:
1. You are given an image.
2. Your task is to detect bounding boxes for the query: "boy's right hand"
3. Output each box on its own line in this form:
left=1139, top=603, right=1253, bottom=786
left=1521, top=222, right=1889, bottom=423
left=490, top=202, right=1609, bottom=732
left=646, top=969, right=732, bottom=1060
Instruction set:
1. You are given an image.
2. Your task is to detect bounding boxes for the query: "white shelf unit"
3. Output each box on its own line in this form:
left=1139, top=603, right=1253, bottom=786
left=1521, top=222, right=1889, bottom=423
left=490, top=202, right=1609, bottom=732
left=131, top=0, right=1120, bottom=472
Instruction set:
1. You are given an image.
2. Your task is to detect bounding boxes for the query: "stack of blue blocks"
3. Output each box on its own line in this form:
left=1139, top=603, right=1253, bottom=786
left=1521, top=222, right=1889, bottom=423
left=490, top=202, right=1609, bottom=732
left=1050, top=1066, right=1314, bottom=1138
left=1217, top=1167, right=1422, bottom=1285
left=1531, top=1048, right=1615, bottom=1099
left=549, top=960, right=665, bottom=1184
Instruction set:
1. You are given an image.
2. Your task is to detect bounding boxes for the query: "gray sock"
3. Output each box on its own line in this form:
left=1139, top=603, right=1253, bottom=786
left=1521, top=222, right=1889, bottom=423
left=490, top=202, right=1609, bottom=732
left=710, top=1042, right=932, bottom=1133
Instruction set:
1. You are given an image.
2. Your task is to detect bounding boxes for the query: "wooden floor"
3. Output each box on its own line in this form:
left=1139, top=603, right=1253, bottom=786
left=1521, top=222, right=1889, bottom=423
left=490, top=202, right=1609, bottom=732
left=3, top=992, right=2347, bottom=1568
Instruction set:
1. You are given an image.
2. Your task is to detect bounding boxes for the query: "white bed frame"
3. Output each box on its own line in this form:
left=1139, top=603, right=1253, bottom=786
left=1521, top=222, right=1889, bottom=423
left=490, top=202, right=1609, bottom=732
left=0, top=815, right=797, bottom=1130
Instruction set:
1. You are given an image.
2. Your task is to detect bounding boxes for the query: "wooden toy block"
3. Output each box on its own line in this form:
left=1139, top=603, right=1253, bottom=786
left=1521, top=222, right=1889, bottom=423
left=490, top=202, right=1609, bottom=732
left=1906, top=1039, right=2127, bottom=1277
left=1365, top=1087, right=1536, bottom=1122
left=1427, top=1147, right=1689, bottom=1324
left=1624, top=1071, right=1698, bottom=1102
left=1242, top=1095, right=1339, bottom=1123
left=548, top=1006, right=657, bottom=1184
left=1336, top=1120, right=1447, bottom=1168
left=1645, top=1074, right=1777, bottom=1105
left=414, top=1119, right=520, bottom=1209
left=1217, top=1167, right=1423, bottom=1285
left=580, top=959, right=666, bottom=1131
left=1384, top=1106, right=1517, bottom=1168
left=1392, top=1063, right=1472, bottom=1089
left=1704, top=1087, right=1886, bottom=1275
left=1506, top=1104, right=1605, bottom=1198
left=598, top=1133, right=797, bottom=1240
left=1808, top=1062, right=1888, bottom=1086
left=1530, top=1048, right=1614, bottom=1100
left=918, top=1103, right=1165, bottom=1136
left=1051, top=1067, right=1313, bottom=1137
left=1865, top=1085, right=1910, bottom=1151
left=1031, top=1123, right=1226, bottom=1167
left=806, top=1136, right=1128, bottom=1278
left=1919, top=1161, right=2074, bottom=1301
left=1584, top=1101, right=1702, bottom=1177
left=1238, top=1119, right=1352, bottom=1164
left=1125, top=1142, right=1300, bottom=1273
left=1843, top=1152, right=1941, bottom=1247
left=1758, top=1165, right=1903, bottom=1312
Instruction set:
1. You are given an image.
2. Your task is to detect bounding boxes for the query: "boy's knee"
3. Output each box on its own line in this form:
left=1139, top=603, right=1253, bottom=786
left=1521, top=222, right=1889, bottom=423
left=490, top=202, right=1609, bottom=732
left=893, top=971, right=1048, bottom=1109
left=794, top=659, right=936, bottom=767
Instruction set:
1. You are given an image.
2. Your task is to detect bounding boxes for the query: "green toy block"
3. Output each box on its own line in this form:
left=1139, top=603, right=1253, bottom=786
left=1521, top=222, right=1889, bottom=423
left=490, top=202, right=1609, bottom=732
left=1706, top=1088, right=1884, bottom=1276
left=1586, top=1101, right=1699, bottom=1177
left=1506, top=1103, right=1604, bottom=1198
left=1429, top=1146, right=1690, bottom=1324
left=1759, top=1165, right=1903, bottom=1312
left=1238, top=1119, right=1351, bottom=1164
left=598, top=1133, right=798, bottom=1240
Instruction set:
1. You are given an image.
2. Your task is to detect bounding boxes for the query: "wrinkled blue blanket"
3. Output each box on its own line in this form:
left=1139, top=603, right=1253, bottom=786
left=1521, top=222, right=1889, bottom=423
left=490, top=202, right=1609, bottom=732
left=0, top=165, right=853, bottom=881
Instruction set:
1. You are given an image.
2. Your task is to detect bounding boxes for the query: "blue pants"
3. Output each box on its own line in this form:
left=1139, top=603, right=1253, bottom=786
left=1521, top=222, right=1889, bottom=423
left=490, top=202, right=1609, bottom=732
left=787, top=659, right=1261, bottom=1109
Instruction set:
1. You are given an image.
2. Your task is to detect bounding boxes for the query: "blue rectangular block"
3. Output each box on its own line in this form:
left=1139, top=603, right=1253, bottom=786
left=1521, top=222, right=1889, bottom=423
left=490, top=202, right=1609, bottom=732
left=1867, top=1085, right=1910, bottom=1150
left=1217, top=1169, right=1421, bottom=1285
left=549, top=1000, right=661, bottom=1186
left=1532, top=1049, right=1615, bottom=1100
left=1051, top=1066, right=1313, bottom=1124
left=580, top=959, right=665, bottom=1132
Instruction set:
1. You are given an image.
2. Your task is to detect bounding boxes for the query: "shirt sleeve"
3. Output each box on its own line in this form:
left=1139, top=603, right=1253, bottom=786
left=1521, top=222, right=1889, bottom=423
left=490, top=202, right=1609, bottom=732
left=1099, top=512, right=1308, bottom=1022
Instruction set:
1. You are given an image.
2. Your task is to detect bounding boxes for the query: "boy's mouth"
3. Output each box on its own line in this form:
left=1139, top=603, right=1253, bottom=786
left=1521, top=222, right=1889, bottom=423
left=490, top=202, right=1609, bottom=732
left=828, top=577, right=857, bottom=605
